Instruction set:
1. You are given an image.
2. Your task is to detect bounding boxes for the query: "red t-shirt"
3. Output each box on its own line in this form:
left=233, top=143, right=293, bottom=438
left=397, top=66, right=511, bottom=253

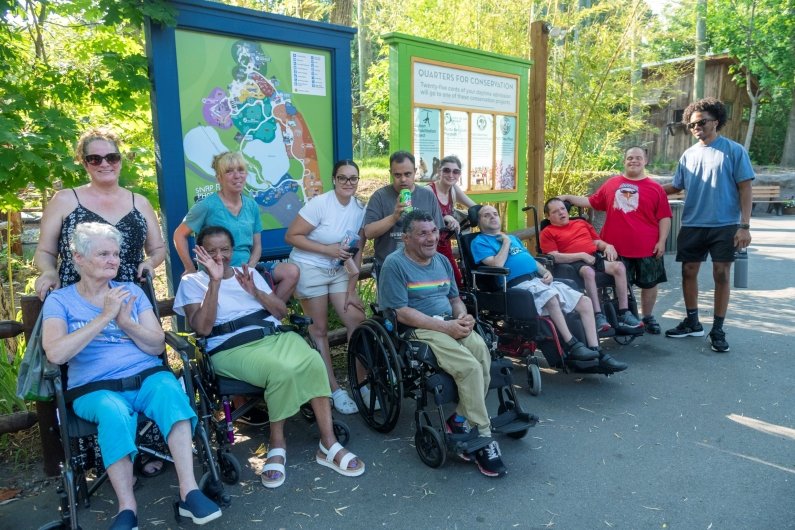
left=588, top=175, right=673, bottom=258
left=540, top=219, right=598, bottom=254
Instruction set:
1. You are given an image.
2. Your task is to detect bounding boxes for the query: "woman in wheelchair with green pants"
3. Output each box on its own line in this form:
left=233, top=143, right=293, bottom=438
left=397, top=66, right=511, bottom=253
left=173, top=225, right=365, bottom=489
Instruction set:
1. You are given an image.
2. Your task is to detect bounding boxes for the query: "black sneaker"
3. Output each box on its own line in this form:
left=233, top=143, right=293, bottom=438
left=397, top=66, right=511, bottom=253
left=236, top=407, right=269, bottom=426
left=642, top=315, right=661, bottom=334
left=564, top=339, right=599, bottom=362
left=708, top=328, right=730, bottom=352
left=474, top=440, right=507, bottom=477
left=665, top=319, right=705, bottom=338
left=445, top=414, right=471, bottom=435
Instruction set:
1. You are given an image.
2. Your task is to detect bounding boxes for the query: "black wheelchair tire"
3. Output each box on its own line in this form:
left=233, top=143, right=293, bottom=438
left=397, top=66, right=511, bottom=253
left=415, top=425, right=446, bottom=468
left=333, top=419, right=350, bottom=446
left=218, top=451, right=241, bottom=485
left=526, top=361, right=542, bottom=397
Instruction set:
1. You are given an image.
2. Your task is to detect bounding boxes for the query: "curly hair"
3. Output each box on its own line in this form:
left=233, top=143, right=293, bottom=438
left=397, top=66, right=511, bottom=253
left=74, top=127, right=122, bottom=163
left=683, top=97, right=727, bottom=131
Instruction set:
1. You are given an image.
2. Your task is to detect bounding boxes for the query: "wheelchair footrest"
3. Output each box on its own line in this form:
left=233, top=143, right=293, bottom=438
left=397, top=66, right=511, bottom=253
left=490, top=409, right=538, bottom=434
left=448, top=430, right=493, bottom=456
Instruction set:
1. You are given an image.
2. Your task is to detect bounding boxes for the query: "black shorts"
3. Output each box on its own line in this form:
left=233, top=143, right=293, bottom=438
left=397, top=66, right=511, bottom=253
left=569, top=253, right=606, bottom=274
left=622, top=256, right=667, bottom=288
left=676, top=226, right=738, bottom=263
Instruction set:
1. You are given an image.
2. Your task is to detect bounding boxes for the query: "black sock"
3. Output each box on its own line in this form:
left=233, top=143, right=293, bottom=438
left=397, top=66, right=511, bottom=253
left=713, top=316, right=725, bottom=330
left=565, top=336, right=578, bottom=348
left=686, top=308, right=699, bottom=324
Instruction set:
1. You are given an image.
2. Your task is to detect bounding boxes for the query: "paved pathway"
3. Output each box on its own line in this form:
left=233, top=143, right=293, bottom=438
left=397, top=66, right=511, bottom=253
left=2, top=214, right=793, bottom=529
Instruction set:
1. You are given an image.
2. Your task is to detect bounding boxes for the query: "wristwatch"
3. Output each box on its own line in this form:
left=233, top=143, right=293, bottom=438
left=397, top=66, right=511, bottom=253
left=739, top=223, right=750, bottom=230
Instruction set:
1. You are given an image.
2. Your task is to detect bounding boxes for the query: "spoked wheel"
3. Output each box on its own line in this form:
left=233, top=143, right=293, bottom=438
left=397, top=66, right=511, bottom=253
left=414, top=425, right=446, bottom=468
left=526, top=358, right=542, bottom=396
left=218, top=451, right=241, bottom=485
left=614, top=333, right=638, bottom=345
left=333, top=420, right=350, bottom=446
left=348, top=320, right=403, bottom=433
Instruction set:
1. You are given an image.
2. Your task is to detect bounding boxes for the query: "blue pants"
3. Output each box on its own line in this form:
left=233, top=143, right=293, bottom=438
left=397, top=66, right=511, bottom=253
left=72, top=371, right=197, bottom=468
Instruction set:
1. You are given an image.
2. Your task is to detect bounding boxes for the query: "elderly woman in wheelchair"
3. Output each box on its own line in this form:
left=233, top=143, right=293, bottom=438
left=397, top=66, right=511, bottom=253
left=41, top=222, right=221, bottom=530
left=173, top=225, right=365, bottom=489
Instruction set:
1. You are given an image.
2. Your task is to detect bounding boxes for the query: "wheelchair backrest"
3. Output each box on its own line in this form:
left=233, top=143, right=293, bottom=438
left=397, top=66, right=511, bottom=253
left=457, top=232, right=507, bottom=293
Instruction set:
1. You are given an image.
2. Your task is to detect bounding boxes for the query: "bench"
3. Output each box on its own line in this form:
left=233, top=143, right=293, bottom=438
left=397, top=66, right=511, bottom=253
left=668, top=185, right=783, bottom=214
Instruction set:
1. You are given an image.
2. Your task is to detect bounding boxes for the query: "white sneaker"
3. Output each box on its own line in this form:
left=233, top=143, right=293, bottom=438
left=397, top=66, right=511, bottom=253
left=331, top=388, right=358, bottom=414
left=359, top=386, right=381, bottom=411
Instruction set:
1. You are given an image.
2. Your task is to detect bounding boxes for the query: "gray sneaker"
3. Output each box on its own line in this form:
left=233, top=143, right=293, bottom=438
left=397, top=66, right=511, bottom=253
left=616, top=311, right=643, bottom=331
left=595, top=312, right=611, bottom=332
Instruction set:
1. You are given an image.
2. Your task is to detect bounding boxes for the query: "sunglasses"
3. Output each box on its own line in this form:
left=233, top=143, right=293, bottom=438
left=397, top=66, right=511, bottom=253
left=84, top=153, right=122, bottom=166
left=686, top=118, right=714, bottom=130
left=441, top=167, right=462, bottom=175
left=335, top=176, right=360, bottom=184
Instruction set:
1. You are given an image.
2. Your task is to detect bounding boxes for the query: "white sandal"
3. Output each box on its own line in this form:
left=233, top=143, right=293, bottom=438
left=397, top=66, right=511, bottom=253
left=316, top=442, right=365, bottom=477
left=261, top=447, right=286, bottom=488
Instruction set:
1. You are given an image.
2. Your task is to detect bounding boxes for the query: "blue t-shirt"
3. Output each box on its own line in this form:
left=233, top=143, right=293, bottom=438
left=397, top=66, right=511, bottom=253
left=672, top=135, right=755, bottom=227
left=378, top=252, right=458, bottom=317
left=471, top=233, right=538, bottom=283
left=42, top=281, right=161, bottom=389
left=184, top=192, right=263, bottom=266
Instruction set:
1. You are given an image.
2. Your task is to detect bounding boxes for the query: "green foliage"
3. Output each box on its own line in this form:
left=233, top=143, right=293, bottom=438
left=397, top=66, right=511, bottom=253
left=0, top=337, right=27, bottom=415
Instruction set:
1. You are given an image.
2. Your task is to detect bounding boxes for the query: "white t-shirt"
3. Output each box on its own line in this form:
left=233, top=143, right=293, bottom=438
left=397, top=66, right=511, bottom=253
left=289, top=190, right=365, bottom=269
left=173, top=270, right=281, bottom=351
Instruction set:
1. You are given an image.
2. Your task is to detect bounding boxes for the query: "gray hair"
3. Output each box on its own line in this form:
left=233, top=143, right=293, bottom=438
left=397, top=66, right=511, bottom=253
left=70, top=222, right=123, bottom=257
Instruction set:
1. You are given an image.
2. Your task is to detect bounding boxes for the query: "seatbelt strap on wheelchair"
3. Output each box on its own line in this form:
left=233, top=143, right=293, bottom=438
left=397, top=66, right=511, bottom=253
left=506, top=272, right=542, bottom=289
left=206, top=321, right=278, bottom=356
left=65, top=365, right=170, bottom=403
left=208, top=309, right=272, bottom=337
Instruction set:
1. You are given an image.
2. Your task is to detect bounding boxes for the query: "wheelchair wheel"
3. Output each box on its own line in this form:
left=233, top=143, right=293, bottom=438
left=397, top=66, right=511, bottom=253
left=218, top=450, right=241, bottom=485
left=415, top=425, right=446, bottom=468
left=333, top=419, right=350, bottom=446
left=526, top=358, right=542, bottom=397
left=348, top=320, right=403, bottom=433
left=613, top=333, right=638, bottom=345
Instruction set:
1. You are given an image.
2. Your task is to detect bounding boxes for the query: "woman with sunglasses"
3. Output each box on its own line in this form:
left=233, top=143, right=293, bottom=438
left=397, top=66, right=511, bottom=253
left=34, top=127, right=166, bottom=301
left=284, top=160, right=367, bottom=415
left=428, top=155, right=475, bottom=288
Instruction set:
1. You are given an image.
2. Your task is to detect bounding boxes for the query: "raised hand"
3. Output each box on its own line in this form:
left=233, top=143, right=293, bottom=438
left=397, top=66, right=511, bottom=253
left=194, top=245, right=224, bottom=281
left=234, top=264, right=257, bottom=296
left=116, top=291, right=138, bottom=328
left=101, top=286, right=128, bottom=320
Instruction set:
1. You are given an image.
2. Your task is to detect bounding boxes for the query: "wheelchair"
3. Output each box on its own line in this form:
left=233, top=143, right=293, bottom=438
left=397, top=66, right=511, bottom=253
left=456, top=205, right=628, bottom=397
left=346, top=305, right=536, bottom=469
left=538, top=209, right=643, bottom=346
left=40, top=273, right=230, bottom=530
left=186, top=314, right=351, bottom=477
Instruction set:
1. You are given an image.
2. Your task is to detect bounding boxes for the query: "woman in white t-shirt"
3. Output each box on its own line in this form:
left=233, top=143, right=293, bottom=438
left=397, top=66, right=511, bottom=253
left=285, top=160, right=367, bottom=414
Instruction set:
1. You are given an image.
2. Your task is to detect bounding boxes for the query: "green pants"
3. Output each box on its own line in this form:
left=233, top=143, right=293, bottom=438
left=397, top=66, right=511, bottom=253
left=412, top=329, right=492, bottom=437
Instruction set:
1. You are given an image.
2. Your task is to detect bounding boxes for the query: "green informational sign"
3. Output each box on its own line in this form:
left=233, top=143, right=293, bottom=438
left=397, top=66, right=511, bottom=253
left=175, top=29, right=333, bottom=233
left=385, top=33, right=531, bottom=231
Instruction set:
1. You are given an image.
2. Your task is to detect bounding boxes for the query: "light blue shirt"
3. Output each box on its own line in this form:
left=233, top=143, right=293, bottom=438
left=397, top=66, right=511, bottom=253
left=673, top=136, right=754, bottom=227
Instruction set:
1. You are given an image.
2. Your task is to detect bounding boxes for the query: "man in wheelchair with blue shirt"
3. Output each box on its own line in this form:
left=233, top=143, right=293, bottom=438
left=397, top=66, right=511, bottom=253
left=378, top=209, right=507, bottom=477
left=470, top=205, right=627, bottom=373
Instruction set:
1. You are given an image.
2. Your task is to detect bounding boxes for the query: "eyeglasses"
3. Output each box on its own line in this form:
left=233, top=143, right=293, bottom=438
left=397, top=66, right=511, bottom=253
left=84, top=153, right=122, bottom=166
left=335, top=176, right=360, bottom=184
left=687, top=118, right=715, bottom=130
left=441, top=167, right=462, bottom=176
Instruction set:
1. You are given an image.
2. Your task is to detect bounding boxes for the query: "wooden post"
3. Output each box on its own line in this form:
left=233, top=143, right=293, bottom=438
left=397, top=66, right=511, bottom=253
left=527, top=21, right=550, bottom=232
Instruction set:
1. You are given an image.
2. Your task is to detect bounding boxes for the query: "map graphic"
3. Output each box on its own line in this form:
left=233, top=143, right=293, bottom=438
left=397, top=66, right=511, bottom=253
left=176, top=30, right=332, bottom=236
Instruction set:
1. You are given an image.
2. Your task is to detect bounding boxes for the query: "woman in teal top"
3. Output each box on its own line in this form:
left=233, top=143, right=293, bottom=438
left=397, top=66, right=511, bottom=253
left=174, top=151, right=263, bottom=274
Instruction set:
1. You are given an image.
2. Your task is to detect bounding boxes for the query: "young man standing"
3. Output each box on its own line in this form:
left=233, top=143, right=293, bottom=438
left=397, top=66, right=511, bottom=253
left=559, top=147, right=672, bottom=334
left=662, top=97, right=754, bottom=352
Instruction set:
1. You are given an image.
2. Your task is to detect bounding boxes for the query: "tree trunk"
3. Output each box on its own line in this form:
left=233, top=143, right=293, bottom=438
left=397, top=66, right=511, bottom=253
left=0, top=411, right=38, bottom=435
left=744, top=72, right=762, bottom=151
left=330, top=0, right=353, bottom=26
left=782, top=87, right=795, bottom=167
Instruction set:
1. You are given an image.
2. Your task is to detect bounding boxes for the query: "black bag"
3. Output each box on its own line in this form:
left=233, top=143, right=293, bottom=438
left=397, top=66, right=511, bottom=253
left=16, top=311, right=55, bottom=401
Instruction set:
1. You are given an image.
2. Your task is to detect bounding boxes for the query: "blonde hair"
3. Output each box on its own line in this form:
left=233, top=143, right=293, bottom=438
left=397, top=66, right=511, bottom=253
left=74, top=127, right=122, bottom=163
left=211, top=151, right=248, bottom=179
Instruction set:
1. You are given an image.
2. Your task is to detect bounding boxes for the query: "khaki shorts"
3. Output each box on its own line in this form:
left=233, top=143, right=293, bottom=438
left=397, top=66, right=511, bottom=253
left=291, top=259, right=349, bottom=299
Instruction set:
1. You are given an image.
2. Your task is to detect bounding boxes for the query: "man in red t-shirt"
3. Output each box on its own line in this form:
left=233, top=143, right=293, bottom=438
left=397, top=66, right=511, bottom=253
left=540, top=198, right=644, bottom=334
left=559, top=147, right=672, bottom=334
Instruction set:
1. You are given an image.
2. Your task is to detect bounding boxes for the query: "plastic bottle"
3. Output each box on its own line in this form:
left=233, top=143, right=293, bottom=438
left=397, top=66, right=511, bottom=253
left=734, top=249, right=748, bottom=288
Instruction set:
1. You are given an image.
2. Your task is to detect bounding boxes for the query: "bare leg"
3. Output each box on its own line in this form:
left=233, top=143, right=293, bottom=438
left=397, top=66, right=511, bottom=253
left=309, top=396, right=359, bottom=467
left=640, top=286, right=658, bottom=317
left=273, top=263, right=299, bottom=303
left=574, top=295, right=599, bottom=347
left=682, top=262, right=701, bottom=311
left=544, top=296, right=573, bottom=343
left=300, top=294, right=339, bottom=391
left=167, top=419, right=199, bottom=500
left=605, top=261, right=629, bottom=310
left=328, top=291, right=367, bottom=382
left=262, top=420, right=286, bottom=481
left=106, top=456, right=136, bottom=515
left=712, top=262, right=732, bottom=318
left=579, top=267, right=601, bottom=313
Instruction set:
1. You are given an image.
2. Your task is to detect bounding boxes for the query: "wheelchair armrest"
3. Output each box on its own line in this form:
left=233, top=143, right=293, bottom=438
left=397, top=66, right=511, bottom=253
left=473, top=266, right=510, bottom=277
left=43, top=360, right=60, bottom=381
left=535, top=254, right=555, bottom=267
left=290, top=314, right=313, bottom=327
left=165, top=330, right=196, bottom=365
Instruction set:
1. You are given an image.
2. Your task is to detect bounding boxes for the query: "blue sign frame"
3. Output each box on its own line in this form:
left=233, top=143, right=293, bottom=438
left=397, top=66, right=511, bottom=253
left=145, top=0, right=355, bottom=289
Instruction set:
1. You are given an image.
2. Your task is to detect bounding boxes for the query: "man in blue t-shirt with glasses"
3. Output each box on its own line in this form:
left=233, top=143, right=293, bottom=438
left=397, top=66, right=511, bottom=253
left=663, top=97, right=754, bottom=353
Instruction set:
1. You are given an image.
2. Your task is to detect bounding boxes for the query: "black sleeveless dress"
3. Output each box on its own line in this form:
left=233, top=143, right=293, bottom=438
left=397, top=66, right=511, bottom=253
left=57, top=189, right=148, bottom=286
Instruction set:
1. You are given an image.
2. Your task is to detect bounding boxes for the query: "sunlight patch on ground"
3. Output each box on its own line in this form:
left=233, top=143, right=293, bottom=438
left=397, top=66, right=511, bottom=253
left=726, top=414, right=795, bottom=442
left=695, top=441, right=795, bottom=475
